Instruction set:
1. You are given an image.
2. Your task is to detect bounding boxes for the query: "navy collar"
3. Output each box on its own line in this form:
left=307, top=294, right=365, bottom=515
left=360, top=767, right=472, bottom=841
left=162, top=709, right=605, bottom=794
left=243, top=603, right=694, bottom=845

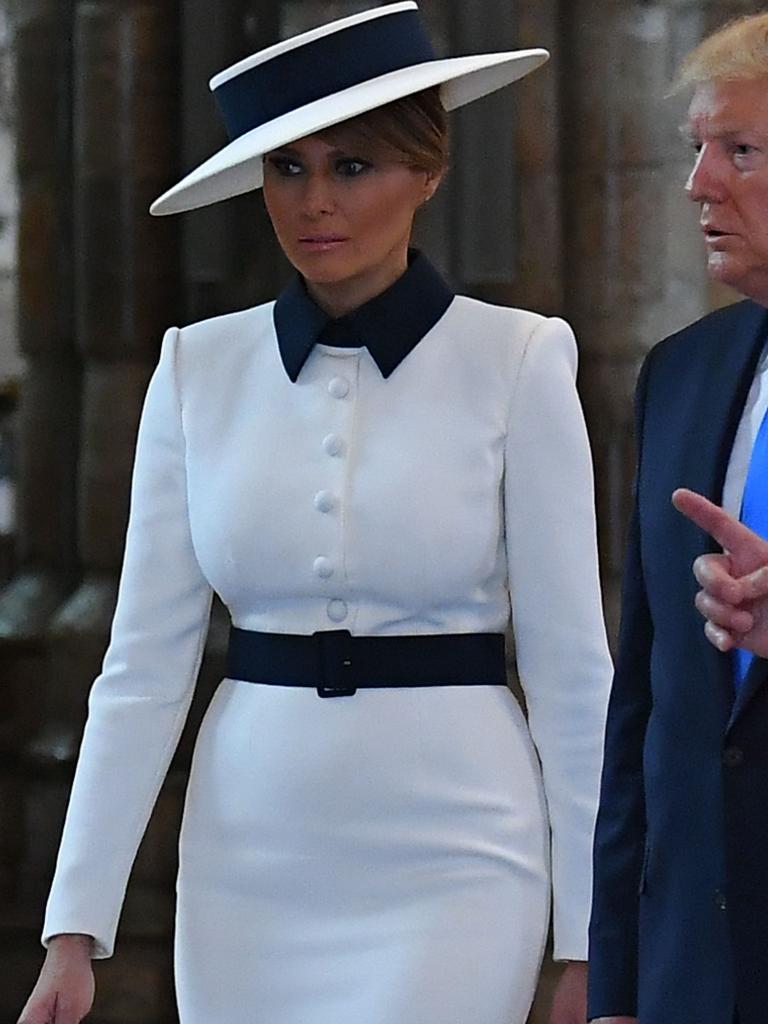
left=273, top=251, right=454, bottom=382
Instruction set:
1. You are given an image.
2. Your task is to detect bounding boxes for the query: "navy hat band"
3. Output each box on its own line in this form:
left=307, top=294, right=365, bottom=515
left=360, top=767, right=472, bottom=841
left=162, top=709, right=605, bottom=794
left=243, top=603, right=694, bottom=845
left=214, top=9, right=437, bottom=143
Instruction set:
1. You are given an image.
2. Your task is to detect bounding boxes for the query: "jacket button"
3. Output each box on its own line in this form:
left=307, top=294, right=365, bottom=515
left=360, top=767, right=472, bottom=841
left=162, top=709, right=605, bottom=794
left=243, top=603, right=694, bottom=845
left=327, top=599, right=348, bottom=622
left=323, top=434, right=344, bottom=457
left=313, top=556, right=334, bottom=579
left=714, top=890, right=728, bottom=911
left=722, top=746, right=744, bottom=768
left=328, top=377, right=350, bottom=399
left=314, top=490, right=334, bottom=513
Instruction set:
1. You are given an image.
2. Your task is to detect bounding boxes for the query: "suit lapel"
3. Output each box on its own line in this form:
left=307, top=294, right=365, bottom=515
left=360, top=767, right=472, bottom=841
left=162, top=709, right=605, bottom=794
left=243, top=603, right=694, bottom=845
left=729, top=656, right=768, bottom=729
left=684, top=302, right=768, bottom=510
left=678, top=302, right=768, bottom=725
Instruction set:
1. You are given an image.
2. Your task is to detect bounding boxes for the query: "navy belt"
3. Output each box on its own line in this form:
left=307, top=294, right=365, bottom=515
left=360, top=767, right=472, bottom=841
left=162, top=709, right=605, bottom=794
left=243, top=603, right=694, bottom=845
left=226, top=627, right=507, bottom=698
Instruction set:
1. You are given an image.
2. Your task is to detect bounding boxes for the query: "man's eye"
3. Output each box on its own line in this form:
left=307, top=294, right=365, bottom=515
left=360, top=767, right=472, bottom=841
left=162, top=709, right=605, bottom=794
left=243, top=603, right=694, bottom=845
left=734, top=143, right=756, bottom=157
left=336, top=159, right=370, bottom=177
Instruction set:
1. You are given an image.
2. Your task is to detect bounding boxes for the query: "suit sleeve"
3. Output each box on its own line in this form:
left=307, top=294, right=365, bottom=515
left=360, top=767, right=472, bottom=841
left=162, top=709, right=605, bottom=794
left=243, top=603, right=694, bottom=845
left=587, top=353, right=654, bottom=1019
left=42, top=327, right=213, bottom=958
left=504, top=316, right=613, bottom=960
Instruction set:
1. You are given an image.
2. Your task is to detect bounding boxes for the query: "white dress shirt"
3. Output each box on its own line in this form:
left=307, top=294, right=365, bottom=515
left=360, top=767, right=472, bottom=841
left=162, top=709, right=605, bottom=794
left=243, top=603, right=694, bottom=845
left=722, top=342, right=768, bottom=516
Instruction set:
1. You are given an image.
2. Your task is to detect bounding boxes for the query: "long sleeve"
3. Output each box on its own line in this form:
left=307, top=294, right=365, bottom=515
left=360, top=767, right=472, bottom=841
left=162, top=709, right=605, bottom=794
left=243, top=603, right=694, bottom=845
left=587, top=356, right=653, bottom=1019
left=504, top=316, right=613, bottom=960
left=42, top=327, right=213, bottom=958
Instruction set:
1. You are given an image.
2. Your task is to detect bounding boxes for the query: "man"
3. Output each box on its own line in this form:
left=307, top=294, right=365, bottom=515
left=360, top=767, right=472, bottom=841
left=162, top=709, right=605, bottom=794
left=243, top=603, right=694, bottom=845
left=588, top=14, right=768, bottom=1024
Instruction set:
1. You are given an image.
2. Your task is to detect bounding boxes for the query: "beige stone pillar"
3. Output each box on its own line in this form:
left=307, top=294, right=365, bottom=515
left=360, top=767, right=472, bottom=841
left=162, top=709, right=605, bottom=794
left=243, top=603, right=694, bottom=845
left=18, top=2, right=183, bottom=1020
left=0, top=0, right=79, bottom=936
left=560, top=0, right=760, bottom=638
left=0, top=2, right=82, bottom=1017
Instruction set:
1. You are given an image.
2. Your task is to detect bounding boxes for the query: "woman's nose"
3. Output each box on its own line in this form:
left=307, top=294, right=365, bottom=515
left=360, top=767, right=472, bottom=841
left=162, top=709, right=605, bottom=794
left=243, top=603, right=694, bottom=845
left=301, top=172, right=336, bottom=217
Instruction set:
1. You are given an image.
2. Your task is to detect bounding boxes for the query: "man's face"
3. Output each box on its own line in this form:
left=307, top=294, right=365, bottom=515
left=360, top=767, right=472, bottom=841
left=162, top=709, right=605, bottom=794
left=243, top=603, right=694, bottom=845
left=686, top=78, right=768, bottom=304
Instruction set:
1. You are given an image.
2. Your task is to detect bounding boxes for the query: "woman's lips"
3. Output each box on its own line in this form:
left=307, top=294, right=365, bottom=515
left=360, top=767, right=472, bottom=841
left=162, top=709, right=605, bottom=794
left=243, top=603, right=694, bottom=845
left=298, top=236, right=349, bottom=252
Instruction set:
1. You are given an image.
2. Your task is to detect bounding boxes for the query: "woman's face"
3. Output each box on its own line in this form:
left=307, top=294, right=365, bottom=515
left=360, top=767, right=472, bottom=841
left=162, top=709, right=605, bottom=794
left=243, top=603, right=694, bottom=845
left=263, top=130, right=440, bottom=311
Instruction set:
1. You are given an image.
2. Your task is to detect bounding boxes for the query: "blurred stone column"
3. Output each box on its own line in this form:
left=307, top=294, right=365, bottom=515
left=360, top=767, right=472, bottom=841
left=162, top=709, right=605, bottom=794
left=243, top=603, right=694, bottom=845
left=182, top=0, right=282, bottom=318
left=21, top=2, right=182, bottom=1020
left=504, top=0, right=564, bottom=315
left=0, top=0, right=78, bottom=914
left=0, top=8, right=21, bottom=583
left=560, top=0, right=759, bottom=638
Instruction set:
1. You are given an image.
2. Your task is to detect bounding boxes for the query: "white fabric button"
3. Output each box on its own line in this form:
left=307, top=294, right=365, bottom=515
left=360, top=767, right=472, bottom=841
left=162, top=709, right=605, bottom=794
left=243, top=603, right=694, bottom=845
left=327, top=599, right=348, bottom=622
left=314, top=490, right=334, bottom=513
left=322, top=434, right=344, bottom=457
left=328, top=377, right=350, bottom=399
left=313, top=556, right=334, bottom=579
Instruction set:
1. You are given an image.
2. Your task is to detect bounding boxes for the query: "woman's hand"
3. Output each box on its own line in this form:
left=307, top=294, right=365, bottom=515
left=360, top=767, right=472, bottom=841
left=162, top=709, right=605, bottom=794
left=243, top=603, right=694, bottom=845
left=548, top=960, right=588, bottom=1024
left=18, top=934, right=95, bottom=1024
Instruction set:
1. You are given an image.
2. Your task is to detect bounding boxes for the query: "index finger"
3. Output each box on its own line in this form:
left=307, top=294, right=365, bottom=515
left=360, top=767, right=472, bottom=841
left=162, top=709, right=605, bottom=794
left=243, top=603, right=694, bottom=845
left=672, top=488, right=758, bottom=552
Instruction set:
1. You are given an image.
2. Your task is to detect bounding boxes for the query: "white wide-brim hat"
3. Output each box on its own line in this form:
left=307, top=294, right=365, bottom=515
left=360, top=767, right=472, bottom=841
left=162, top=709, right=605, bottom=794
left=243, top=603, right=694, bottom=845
left=150, top=1, right=549, bottom=217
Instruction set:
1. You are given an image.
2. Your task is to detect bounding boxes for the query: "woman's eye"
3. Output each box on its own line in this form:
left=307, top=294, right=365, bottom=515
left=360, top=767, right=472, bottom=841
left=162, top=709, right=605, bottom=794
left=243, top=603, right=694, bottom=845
left=336, top=158, right=370, bottom=177
left=267, top=156, right=303, bottom=176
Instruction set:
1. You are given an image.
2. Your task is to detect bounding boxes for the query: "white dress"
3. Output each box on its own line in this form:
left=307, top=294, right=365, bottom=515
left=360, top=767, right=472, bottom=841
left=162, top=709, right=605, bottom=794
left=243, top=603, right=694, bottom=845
left=42, top=292, right=612, bottom=1023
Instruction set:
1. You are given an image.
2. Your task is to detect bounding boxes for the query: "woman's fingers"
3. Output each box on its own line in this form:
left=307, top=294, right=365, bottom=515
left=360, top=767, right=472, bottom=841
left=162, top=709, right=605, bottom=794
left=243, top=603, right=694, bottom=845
left=53, top=996, right=88, bottom=1024
left=18, top=945, right=95, bottom=1024
left=17, top=997, right=54, bottom=1024
left=19, top=993, right=90, bottom=1024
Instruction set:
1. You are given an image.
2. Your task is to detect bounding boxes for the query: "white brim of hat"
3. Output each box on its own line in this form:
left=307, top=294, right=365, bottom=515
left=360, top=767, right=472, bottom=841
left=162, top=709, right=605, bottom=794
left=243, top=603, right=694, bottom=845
left=149, top=49, right=548, bottom=217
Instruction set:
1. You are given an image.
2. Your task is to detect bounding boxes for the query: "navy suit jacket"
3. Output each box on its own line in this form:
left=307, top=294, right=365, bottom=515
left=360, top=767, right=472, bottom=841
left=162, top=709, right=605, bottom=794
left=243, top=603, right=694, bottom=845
left=588, top=300, right=768, bottom=1024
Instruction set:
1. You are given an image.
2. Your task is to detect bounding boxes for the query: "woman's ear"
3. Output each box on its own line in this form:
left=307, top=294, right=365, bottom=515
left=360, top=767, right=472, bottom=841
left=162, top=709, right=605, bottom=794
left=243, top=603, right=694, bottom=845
left=422, top=169, right=444, bottom=205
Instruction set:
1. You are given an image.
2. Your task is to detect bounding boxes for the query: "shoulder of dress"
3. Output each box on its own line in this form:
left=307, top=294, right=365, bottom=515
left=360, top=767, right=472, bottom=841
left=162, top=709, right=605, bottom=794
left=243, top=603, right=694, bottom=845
left=156, top=301, right=280, bottom=393
left=168, top=301, right=278, bottom=386
left=176, top=300, right=276, bottom=348
left=444, top=296, right=576, bottom=370
left=447, top=294, right=550, bottom=338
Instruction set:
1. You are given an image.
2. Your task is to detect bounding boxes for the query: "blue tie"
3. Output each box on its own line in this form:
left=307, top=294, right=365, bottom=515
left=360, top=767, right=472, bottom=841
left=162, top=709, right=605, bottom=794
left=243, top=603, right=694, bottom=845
left=733, top=403, right=768, bottom=687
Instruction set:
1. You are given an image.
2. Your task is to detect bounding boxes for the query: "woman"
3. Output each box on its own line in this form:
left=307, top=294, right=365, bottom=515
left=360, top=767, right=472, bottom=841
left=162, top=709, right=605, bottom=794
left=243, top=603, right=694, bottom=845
left=19, top=4, right=612, bottom=1023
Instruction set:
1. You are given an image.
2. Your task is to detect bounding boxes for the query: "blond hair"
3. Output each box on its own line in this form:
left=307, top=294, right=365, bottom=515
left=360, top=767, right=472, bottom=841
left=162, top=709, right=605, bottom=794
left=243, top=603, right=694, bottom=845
left=673, top=12, right=768, bottom=92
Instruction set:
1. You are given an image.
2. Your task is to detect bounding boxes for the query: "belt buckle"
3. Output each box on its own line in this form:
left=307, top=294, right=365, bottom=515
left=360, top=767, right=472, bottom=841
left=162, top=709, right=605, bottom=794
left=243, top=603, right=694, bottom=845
left=314, top=629, right=357, bottom=698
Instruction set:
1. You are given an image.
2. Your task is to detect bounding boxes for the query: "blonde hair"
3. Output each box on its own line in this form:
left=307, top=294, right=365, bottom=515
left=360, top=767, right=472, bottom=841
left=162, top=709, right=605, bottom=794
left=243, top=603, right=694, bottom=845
left=673, top=12, right=768, bottom=92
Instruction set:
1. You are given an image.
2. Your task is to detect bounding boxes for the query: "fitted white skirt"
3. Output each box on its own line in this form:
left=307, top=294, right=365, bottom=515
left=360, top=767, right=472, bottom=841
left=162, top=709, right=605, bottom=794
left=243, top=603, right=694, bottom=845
left=175, top=680, right=551, bottom=1024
